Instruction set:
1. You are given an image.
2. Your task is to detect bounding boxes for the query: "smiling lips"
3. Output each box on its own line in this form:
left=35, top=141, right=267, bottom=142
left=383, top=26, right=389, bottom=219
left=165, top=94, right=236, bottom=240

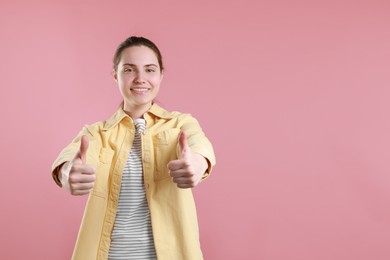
left=130, top=87, right=150, bottom=94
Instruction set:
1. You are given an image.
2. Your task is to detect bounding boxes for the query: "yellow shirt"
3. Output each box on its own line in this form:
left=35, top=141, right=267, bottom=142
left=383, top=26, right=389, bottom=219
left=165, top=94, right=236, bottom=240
left=51, top=103, right=216, bottom=260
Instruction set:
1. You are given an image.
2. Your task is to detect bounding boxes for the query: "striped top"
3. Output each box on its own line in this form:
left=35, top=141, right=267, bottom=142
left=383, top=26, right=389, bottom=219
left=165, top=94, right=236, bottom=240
left=108, top=119, right=157, bottom=260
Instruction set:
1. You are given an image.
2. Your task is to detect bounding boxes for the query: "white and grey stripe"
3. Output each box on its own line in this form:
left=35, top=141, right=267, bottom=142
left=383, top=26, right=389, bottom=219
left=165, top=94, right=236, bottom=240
left=108, top=119, right=157, bottom=260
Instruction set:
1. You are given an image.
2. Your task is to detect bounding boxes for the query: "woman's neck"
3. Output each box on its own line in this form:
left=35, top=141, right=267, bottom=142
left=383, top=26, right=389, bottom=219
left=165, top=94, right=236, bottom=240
left=123, top=102, right=152, bottom=119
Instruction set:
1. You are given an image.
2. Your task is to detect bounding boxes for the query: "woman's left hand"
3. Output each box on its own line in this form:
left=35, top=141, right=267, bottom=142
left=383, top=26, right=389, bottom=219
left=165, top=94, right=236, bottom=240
left=167, top=131, right=208, bottom=189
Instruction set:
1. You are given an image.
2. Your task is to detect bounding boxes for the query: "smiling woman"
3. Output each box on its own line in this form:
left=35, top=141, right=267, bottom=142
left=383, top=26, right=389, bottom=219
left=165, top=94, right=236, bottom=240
left=114, top=45, right=162, bottom=119
left=51, top=36, right=216, bottom=260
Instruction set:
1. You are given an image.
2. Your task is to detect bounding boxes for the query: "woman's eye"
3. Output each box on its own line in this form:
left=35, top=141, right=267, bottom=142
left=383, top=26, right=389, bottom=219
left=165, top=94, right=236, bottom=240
left=124, top=68, right=133, bottom=72
left=146, top=69, right=155, bottom=73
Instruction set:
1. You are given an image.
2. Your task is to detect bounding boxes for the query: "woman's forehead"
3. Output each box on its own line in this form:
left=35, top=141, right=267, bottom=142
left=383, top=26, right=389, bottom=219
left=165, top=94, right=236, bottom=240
left=120, top=46, right=159, bottom=65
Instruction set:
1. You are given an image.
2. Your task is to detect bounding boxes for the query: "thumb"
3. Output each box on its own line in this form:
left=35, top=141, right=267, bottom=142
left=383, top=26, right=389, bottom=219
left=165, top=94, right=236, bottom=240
left=179, top=131, right=190, bottom=160
left=75, top=135, right=89, bottom=164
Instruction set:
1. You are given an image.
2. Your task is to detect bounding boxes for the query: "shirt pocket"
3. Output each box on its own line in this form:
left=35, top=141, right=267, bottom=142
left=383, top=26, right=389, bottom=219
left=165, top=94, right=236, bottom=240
left=92, top=147, right=115, bottom=198
left=152, top=128, right=180, bottom=181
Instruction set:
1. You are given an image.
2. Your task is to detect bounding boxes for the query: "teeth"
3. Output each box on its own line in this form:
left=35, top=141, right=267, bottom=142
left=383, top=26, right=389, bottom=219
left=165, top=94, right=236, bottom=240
left=131, top=88, right=148, bottom=92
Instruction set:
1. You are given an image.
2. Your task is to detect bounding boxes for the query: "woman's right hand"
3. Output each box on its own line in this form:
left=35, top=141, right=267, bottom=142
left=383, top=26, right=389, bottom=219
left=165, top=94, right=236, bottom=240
left=59, top=135, right=96, bottom=195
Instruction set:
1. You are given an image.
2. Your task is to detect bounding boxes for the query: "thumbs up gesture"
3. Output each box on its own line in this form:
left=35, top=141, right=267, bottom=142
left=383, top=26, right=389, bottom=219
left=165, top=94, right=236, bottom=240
left=167, top=131, right=208, bottom=189
left=60, top=135, right=96, bottom=195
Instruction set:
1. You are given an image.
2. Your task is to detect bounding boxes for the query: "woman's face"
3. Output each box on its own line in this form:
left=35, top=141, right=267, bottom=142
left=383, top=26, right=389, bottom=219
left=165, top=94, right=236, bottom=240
left=114, top=45, right=163, bottom=111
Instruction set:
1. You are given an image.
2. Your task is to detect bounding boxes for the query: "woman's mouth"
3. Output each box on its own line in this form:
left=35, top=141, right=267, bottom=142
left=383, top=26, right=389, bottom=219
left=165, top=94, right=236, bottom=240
left=130, top=87, right=150, bottom=94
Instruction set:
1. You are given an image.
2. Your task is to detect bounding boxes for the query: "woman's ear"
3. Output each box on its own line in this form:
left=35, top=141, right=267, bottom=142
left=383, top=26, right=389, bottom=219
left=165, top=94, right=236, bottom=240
left=113, top=69, right=118, bottom=82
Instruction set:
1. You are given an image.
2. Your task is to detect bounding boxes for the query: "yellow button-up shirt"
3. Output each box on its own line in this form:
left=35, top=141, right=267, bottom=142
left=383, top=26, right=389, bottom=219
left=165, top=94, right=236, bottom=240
left=52, top=103, right=216, bottom=260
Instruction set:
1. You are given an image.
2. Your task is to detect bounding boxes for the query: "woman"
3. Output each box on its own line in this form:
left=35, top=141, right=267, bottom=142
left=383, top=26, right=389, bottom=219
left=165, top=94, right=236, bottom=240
left=51, top=36, right=216, bottom=260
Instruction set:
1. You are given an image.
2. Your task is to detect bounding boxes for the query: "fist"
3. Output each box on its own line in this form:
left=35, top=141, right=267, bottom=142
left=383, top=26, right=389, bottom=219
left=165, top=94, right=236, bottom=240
left=60, top=135, right=96, bottom=195
left=167, top=131, right=208, bottom=189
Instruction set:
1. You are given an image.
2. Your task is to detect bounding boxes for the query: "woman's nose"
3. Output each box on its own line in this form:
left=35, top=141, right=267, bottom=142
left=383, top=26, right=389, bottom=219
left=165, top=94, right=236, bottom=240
left=134, top=71, right=146, bottom=83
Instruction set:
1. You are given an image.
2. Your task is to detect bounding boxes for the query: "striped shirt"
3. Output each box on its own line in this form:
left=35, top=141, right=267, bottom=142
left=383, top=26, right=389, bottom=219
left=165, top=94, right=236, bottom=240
left=108, top=119, right=157, bottom=260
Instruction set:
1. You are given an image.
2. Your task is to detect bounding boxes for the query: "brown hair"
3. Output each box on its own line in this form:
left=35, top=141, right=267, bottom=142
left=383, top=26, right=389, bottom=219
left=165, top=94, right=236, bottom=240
left=113, top=36, right=164, bottom=72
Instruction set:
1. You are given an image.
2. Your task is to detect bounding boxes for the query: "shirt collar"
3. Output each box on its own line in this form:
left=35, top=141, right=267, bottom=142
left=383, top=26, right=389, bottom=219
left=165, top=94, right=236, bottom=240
left=103, top=102, right=174, bottom=130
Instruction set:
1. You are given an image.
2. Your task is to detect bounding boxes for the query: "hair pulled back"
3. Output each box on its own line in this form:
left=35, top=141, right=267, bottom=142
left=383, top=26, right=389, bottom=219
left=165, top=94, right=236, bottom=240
left=113, top=36, right=164, bottom=72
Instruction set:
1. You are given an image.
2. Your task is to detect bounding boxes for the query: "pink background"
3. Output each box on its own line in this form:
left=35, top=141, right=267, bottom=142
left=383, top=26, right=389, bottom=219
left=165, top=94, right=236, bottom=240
left=1, top=0, right=390, bottom=259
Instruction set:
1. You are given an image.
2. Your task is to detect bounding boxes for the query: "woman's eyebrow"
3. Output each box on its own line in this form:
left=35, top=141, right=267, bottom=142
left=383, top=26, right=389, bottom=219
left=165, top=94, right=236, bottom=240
left=122, top=63, right=158, bottom=67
